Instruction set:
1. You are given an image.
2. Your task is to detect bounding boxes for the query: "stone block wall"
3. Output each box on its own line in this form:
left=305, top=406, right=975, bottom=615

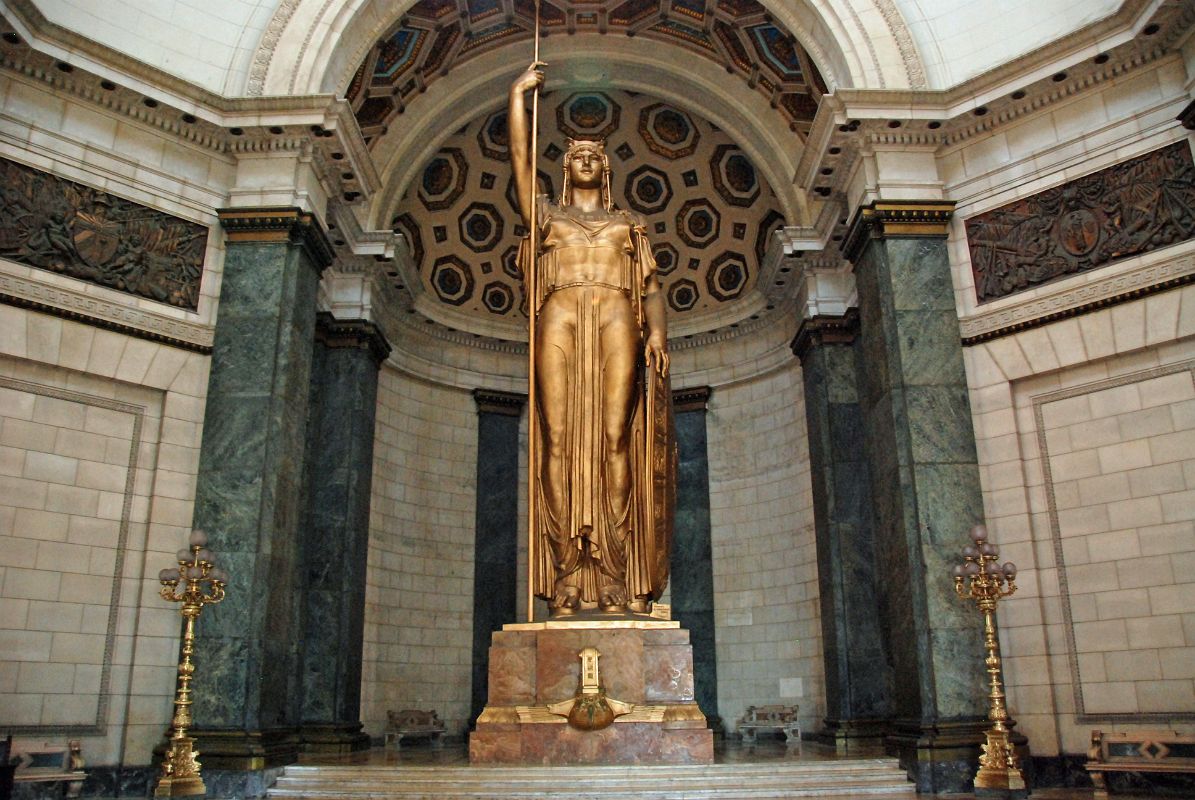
left=706, top=358, right=824, bottom=734
left=362, top=366, right=478, bottom=738
left=964, top=308, right=1195, bottom=755
left=0, top=307, right=213, bottom=764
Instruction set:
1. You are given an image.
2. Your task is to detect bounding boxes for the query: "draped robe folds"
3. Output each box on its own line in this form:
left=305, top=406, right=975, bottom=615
left=519, top=195, right=675, bottom=608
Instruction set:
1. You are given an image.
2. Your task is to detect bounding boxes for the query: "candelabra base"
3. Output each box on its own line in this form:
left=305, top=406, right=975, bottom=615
left=975, top=770, right=1028, bottom=799
left=154, top=738, right=205, bottom=798
left=974, top=729, right=1029, bottom=799
left=154, top=773, right=205, bottom=798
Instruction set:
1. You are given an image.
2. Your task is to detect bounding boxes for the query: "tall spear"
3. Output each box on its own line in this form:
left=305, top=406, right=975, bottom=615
left=526, top=0, right=542, bottom=623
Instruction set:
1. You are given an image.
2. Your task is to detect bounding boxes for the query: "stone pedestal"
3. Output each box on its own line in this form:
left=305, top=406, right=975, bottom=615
left=469, top=620, right=714, bottom=764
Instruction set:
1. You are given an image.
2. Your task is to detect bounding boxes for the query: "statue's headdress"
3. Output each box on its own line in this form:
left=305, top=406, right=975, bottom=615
left=560, top=138, right=613, bottom=212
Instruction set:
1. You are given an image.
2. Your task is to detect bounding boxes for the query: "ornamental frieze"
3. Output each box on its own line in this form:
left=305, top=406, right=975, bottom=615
left=0, top=157, right=208, bottom=310
left=965, top=141, right=1195, bottom=304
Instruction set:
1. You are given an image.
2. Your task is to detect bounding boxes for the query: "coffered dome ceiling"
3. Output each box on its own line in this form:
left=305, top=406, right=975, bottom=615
left=388, top=89, right=786, bottom=337
left=343, top=0, right=818, bottom=339
left=344, top=0, right=826, bottom=144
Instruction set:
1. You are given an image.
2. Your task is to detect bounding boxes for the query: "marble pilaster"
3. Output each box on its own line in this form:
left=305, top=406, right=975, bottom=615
left=793, top=311, right=892, bottom=752
left=671, top=387, right=719, bottom=728
left=470, top=390, right=526, bottom=724
left=297, top=313, right=390, bottom=753
left=188, top=208, right=333, bottom=774
left=844, top=202, right=987, bottom=792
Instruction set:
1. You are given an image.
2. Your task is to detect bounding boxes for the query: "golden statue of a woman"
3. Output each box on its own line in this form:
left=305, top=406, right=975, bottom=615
left=510, top=64, right=674, bottom=617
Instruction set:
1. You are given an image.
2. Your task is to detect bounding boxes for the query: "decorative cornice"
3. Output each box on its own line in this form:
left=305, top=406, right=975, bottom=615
left=0, top=20, right=378, bottom=204
left=314, top=312, right=392, bottom=365
left=960, top=250, right=1195, bottom=346
left=0, top=270, right=214, bottom=353
left=472, top=388, right=527, bottom=416
left=796, top=0, right=1191, bottom=204
left=672, top=386, right=712, bottom=413
left=843, top=201, right=955, bottom=263
left=218, top=207, right=335, bottom=271
left=790, top=308, right=860, bottom=362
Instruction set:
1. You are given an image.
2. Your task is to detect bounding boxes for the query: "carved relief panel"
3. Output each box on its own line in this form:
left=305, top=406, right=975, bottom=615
left=0, top=157, right=208, bottom=310
left=965, top=141, right=1195, bottom=303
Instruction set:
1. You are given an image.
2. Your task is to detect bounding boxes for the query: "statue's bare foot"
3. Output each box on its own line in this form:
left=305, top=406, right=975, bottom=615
left=628, top=598, right=650, bottom=614
left=551, top=585, right=580, bottom=616
left=598, top=583, right=628, bottom=613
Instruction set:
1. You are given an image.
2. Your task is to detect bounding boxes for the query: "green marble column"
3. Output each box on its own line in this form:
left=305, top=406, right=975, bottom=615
left=671, top=387, right=719, bottom=728
left=470, top=389, right=525, bottom=726
left=793, top=312, right=891, bottom=752
left=844, top=202, right=987, bottom=793
left=188, top=209, right=333, bottom=781
left=297, top=314, right=390, bottom=754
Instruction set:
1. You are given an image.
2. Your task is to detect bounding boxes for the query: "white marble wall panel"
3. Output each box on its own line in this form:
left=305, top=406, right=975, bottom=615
left=0, top=305, right=209, bottom=767
left=963, top=284, right=1195, bottom=756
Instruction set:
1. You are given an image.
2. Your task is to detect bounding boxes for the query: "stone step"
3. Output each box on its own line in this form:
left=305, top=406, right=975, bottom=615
left=268, top=759, right=916, bottom=799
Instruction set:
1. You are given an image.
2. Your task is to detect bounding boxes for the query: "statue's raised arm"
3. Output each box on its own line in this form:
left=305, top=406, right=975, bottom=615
left=508, top=64, right=544, bottom=229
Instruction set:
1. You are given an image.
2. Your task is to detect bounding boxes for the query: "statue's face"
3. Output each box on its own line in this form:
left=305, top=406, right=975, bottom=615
left=567, top=147, right=605, bottom=189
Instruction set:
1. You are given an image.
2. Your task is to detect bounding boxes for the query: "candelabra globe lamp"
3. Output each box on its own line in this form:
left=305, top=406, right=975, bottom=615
left=155, top=528, right=228, bottom=798
left=952, top=523, right=1027, bottom=799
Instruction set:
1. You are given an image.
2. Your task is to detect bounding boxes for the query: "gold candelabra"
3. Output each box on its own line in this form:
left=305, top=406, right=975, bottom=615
left=952, top=523, right=1027, bottom=798
left=155, top=529, right=228, bottom=798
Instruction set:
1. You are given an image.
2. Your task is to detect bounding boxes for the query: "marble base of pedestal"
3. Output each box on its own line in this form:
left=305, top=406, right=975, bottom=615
left=469, top=620, right=714, bottom=765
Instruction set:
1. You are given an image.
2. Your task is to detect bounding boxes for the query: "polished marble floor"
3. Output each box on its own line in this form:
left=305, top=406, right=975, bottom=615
left=294, top=739, right=1182, bottom=799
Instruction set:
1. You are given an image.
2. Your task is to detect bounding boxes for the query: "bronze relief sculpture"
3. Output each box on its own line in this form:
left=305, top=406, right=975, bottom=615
left=510, top=64, right=675, bottom=617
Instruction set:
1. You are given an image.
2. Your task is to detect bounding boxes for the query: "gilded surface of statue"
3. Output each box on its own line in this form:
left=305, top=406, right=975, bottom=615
left=510, top=65, right=675, bottom=617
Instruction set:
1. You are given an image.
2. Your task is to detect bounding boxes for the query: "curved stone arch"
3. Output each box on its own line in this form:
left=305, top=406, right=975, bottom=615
left=246, top=0, right=926, bottom=97
left=361, top=36, right=810, bottom=233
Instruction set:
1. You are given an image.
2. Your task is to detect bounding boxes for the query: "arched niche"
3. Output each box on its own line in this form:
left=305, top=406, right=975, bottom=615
left=363, top=36, right=810, bottom=232
left=247, top=0, right=925, bottom=99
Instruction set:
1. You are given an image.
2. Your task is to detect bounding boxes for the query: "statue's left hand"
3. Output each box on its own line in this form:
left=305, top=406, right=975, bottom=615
left=645, top=335, right=669, bottom=377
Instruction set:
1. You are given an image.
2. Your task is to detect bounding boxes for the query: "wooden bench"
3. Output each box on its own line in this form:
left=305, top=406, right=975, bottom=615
left=11, top=741, right=85, bottom=799
left=736, top=704, right=802, bottom=748
left=1087, top=729, right=1195, bottom=799
left=384, top=710, right=446, bottom=749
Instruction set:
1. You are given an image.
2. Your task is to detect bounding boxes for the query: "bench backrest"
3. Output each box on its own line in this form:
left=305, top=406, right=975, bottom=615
left=740, top=705, right=799, bottom=724
left=1091, top=730, right=1195, bottom=765
left=386, top=710, right=443, bottom=729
